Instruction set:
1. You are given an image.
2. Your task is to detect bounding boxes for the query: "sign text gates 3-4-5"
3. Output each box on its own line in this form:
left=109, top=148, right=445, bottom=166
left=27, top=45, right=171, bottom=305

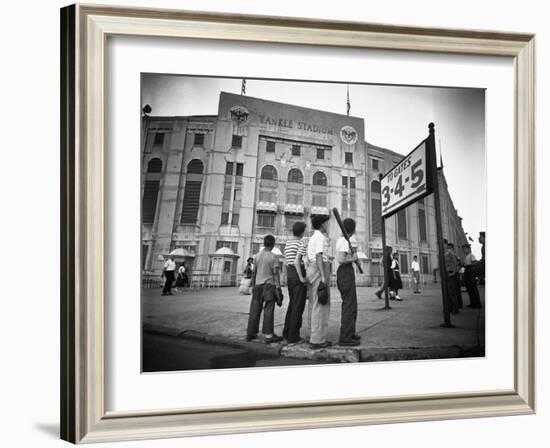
left=380, top=140, right=432, bottom=217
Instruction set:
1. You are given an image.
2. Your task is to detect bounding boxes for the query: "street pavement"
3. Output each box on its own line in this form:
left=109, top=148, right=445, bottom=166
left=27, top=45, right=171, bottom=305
left=143, top=333, right=330, bottom=372
left=143, top=282, right=485, bottom=364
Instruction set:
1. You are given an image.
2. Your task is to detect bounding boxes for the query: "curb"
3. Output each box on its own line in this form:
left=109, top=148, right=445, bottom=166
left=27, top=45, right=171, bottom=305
left=143, top=324, right=484, bottom=363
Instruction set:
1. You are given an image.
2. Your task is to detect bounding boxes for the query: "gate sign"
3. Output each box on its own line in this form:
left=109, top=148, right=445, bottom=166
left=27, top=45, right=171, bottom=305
left=380, top=140, right=432, bottom=217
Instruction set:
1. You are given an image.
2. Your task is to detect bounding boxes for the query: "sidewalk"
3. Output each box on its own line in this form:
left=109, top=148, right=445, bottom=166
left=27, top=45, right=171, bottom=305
left=142, top=283, right=485, bottom=364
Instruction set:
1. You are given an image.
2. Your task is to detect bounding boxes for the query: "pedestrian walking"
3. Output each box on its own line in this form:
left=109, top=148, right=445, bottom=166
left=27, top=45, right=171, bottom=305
left=306, top=214, right=332, bottom=350
left=375, top=245, right=393, bottom=300
left=161, top=256, right=176, bottom=296
left=175, top=262, right=189, bottom=292
left=389, top=252, right=403, bottom=301
left=282, top=221, right=308, bottom=344
left=411, top=255, right=421, bottom=293
left=462, top=244, right=482, bottom=308
left=239, top=257, right=254, bottom=295
left=444, top=242, right=460, bottom=314
left=335, top=218, right=361, bottom=346
left=245, top=235, right=283, bottom=344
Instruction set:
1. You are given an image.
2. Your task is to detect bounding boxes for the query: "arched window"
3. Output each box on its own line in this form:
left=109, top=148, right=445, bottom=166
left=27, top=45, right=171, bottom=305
left=259, top=165, right=278, bottom=203
left=286, top=168, right=304, bottom=206
left=313, top=171, right=327, bottom=187
left=142, top=158, right=162, bottom=224
left=371, top=180, right=382, bottom=235
left=261, top=165, right=278, bottom=181
left=287, top=168, right=303, bottom=184
left=311, top=171, right=328, bottom=207
left=181, top=159, right=204, bottom=224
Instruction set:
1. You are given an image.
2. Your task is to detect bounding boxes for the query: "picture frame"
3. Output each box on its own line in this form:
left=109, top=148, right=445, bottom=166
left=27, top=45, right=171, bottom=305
left=60, top=3, right=535, bottom=444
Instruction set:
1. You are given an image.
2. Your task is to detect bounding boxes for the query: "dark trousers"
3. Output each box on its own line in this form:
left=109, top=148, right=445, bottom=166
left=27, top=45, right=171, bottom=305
left=283, top=265, right=307, bottom=342
left=446, top=274, right=460, bottom=313
left=337, top=264, right=358, bottom=342
left=455, top=273, right=463, bottom=308
left=464, top=266, right=482, bottom=307
left=162, top=271, right=175, bottom=294
left=247, top=283, right=276, bottom=337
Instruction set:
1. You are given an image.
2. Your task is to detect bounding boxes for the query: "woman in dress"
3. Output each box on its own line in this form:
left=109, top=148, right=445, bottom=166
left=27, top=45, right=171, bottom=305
left=389, top=252, right=403, bottom=301
left=175, top=262, right=189, bottom=292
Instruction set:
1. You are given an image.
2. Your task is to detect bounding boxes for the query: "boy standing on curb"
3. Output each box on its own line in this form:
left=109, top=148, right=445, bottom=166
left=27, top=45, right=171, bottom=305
left=306, top=215, right=331, bottom=350
left=335, top=218, right=361, bottom=347
left=246, top=235, right=283, bottom=344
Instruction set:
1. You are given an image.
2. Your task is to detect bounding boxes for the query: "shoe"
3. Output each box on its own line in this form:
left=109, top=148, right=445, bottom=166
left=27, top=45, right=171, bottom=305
left=309, top=341, right=332, bottom=350
left=352, top=334, right=361, bottom=341
left=375, top=291, right=382, bottom=299
left=287, top=338, right=305, bottom=344
left=264, top=335, right=282, bottom=344
left=339, top=339, right=360, bottom=347
left=395, top=297, right=403, bottom=301
left=245, top=334, right=258, bottom=342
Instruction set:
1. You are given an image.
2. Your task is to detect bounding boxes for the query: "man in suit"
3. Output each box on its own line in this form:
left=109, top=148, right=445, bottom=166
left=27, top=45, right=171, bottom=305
left=444, top=242, right=460, bottom=314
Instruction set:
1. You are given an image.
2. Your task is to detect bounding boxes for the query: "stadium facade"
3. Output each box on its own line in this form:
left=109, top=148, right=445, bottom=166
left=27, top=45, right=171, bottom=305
left=141, top=92, right=467, bottom=286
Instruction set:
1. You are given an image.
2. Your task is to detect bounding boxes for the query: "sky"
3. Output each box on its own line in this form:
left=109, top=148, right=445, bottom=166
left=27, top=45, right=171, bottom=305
left=142, top=74, right=486, bottom=256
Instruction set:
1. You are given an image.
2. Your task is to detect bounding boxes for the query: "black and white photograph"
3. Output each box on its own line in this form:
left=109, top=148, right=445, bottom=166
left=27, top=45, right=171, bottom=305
left=141, top=74, right=486, bottom=372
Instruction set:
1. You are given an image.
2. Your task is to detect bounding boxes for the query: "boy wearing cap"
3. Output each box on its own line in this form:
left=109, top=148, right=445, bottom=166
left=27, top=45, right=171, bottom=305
left=335, top=218, right=361, bottom=346
left=306, top=214, right=331, bottom=349
left=246, top=235, right=283, bottom=344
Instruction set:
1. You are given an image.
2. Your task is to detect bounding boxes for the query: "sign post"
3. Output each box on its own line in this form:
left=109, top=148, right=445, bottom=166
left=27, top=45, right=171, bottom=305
left=379, top=123, right=452, bottom=327
left=427, top=123, right=453, bottom=327
left=378, top=173, right=391, bottom=310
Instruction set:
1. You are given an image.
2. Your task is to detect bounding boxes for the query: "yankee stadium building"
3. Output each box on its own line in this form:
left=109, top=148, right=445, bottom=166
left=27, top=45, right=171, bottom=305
left=141, top=92, right=467, bottom=287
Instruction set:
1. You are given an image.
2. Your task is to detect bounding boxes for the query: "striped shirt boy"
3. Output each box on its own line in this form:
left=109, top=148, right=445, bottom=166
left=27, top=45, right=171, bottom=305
left=284, top=239, right=306, bottom=266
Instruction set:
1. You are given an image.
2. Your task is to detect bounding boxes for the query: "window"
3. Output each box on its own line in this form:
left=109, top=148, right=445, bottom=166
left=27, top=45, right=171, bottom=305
left=266, top=140, right=275, bottom=152
left=421, top=254, right=430, bottom=274
left=313, top=171, right=327, bottom=186
left=221, top=162, right=244, bottom=225
left=142, top=158, right=162, bottom=224
left=418, top=208, right=427, bottom=242
left=397, top=209, right=408, bottom=239
left=287, top=168, right=303, bottom=184
left=181, top=159, right=204, bottom=224
left=400, top=253, right=409, bottom=274
left=216, top=241, right=238, bottom=252
left=286, top=168, right=304, bottom=205
left=231, top=134, right=242, bottom=148
left=345, top=152, right=353, bottom=164
left=312, top=171, right=328, bottom=208
left=350, top=177, right=356, bottom=189
left=291, top=145, right=301, bottom=156
left=316, top=148, right=325, bottom=160
left=236, top=163, right=243, bottom=177
left=194, top=133, right=204, bottom=146
left=261, top=165, right=277, bottom=180
left=371, top=158, right=379, bottom=171
left=225, top=162, right=234, bottom=175
left=342, top=176, right=348, bottom=187
left=153, top=132, right=164, bottom=145
left=224, top=261, right=232, bottom=273
left=371, top=180, right=382, bottom=236
left=371, top=199, right=382, bottom=235
left=257, top=214, right=275, bottom=229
